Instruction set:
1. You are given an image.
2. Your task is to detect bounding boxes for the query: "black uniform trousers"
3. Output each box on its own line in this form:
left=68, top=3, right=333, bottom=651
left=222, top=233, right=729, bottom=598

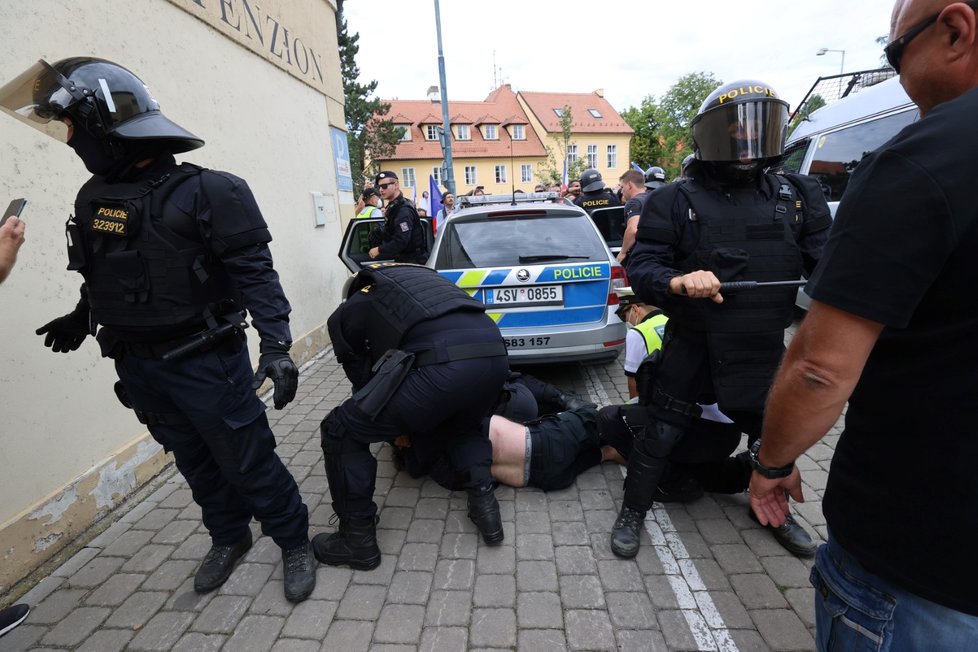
left=324, top=354, right=509, bottom=520
left=114, top=335, right=309, bottom=549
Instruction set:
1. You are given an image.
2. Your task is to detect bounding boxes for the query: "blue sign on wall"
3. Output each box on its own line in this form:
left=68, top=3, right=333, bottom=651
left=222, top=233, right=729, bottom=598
left=331, top=127, right=353, bottom=192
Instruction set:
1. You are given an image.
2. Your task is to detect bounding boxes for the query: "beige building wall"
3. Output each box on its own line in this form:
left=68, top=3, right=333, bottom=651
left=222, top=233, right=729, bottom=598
left=542, top=132, right=633, bottom=184
left=0, top=0, right=348, bottom=591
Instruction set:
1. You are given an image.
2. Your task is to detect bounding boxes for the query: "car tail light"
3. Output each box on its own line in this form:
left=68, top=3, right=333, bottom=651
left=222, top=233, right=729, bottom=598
left=608, top=265, right=628, bottom=305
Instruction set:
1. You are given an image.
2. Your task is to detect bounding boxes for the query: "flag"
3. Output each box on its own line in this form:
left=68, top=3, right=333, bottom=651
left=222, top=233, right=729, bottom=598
left=561, top=158, right=568, bottom=188
left=631, top=162, right=643, bottom=172
left=429, top=175, right=444, bottom=234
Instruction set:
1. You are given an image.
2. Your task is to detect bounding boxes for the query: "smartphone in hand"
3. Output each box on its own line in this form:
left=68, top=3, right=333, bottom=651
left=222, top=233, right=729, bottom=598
left=1, top=198, right=27, bottom=227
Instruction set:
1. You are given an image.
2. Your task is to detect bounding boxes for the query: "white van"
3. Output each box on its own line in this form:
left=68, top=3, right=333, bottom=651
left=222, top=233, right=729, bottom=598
left=780, top=76, right=919, bottom=307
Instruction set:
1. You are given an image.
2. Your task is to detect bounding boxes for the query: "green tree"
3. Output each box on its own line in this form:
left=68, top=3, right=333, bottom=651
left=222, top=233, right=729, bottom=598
left=789, top=93, right=826, bottom=135
left=621, top=95, right=662, bottom=171
left=336, top=0, right=401, bottom=185
left=536, top=105, right=587, bottom=184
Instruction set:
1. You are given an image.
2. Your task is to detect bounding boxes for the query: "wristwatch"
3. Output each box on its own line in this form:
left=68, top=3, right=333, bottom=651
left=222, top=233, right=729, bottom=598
left=748, top=439, right=795, bottom=479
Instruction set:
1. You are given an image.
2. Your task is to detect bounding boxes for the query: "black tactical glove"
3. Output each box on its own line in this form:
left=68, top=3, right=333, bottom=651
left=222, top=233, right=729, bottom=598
left=36, top=288, right=93, bottom=353
left=253, top=341, right=299, bottom=409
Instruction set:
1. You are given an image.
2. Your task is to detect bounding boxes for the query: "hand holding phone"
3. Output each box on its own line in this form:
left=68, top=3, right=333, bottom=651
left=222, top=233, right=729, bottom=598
left=1, top=198, right=27, bottom=227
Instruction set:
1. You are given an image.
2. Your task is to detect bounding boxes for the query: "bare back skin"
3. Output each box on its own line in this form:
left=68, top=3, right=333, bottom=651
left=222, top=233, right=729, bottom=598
left=488, top=416, right=529, bottom=487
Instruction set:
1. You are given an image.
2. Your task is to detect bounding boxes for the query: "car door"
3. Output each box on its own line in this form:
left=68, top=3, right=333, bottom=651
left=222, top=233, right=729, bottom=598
left=587, top=206, right=626, bottom=255
left=338, top=216, right=435, bottom=273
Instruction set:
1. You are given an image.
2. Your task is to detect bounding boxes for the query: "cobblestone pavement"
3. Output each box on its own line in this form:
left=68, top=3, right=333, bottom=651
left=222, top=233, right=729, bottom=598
left=3, top=323, right=842, bottom=651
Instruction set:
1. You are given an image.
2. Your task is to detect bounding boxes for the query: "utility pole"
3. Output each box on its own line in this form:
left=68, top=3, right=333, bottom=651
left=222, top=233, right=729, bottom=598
left=434, top=0, right=456, bottom=195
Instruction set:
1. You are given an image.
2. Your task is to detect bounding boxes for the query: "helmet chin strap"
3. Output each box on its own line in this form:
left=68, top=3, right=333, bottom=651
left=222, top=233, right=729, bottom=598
left=705, top=160, right=763, bottom=186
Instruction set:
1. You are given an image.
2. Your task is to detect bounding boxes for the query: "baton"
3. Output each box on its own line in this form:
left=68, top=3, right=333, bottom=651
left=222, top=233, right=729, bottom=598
left=162, top=321, right=243, bottom=362
left=680, top=279, right=808, bottom=295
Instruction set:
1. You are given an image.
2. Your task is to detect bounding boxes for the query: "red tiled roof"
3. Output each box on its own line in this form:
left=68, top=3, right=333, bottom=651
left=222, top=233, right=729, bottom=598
left=519, top=90, right=634, bottom=134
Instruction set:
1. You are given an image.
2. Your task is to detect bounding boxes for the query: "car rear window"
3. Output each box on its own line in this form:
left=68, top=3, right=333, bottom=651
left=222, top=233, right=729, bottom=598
left=436, top=215, right=609, bottom=269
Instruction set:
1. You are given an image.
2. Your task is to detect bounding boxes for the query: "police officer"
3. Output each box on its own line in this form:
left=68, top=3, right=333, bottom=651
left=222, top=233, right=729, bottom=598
left=612, top=80, right=832, bottom=559
left=355, top=187, right=383, bottom=219
left=316, top=263, right=509, bottom=569
left=573, top=168, right=621, bottom=215
left=644, top=166, right=668, bottom=190
left=0, top=57, right=316, bottom=601
left=369, top=171, right=427, bottom=263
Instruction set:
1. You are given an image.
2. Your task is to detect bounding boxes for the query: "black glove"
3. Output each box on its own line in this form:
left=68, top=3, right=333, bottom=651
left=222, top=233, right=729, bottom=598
left=253, top=341, right=298, bottom=409
left=36, top=298, right=92, bottom=353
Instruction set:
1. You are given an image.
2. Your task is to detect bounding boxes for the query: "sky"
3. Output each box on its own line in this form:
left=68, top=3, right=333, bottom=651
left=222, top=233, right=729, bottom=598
left=343, top=0, right=897, bottom=115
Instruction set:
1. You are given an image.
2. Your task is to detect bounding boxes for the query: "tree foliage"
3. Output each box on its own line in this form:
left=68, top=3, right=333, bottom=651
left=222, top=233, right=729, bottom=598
left=336, top=0, right=402, bottom=185
left=536, top=105, right=588, bottom=184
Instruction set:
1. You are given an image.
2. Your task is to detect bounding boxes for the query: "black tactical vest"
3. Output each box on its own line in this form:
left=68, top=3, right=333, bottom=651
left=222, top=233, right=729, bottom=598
left=670, top=175, right=805, bottom=332
left=67, top=163, right=234, bottom=329
left=347, top=263, right=485, bottom=363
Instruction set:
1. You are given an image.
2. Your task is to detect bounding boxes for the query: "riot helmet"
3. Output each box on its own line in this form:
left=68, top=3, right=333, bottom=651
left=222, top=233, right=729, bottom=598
left=580, top=168, right=604, bottom=193
left=691, top=80, right=788, bottom=183
left=644, top=166, right=667, bottom=189
left=0, top=58, right=203, bottom=154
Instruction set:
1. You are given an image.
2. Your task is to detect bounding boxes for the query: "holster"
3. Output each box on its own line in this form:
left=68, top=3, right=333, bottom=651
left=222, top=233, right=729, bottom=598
left=353, top=348, right=415, bottom=419
left=635, top=350, right=661, bottom=406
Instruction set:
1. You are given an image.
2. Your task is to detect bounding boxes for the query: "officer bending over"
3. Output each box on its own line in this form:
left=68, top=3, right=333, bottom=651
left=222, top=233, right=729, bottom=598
left=613, top=80, right=832, bottom=560
left=369, top=171, right=428, bottom=263
left=318, top=263, right=509, bottom=569
left=0, top=58, right=315, bottom=602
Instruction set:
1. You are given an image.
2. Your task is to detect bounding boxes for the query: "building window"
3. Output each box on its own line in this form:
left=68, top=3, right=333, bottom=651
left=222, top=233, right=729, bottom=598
left=432, top=166, right=443, bottom=185
left=426, top=124, right=439, bottom=141
left=520, top=164, right=533, bottom=183
left=401, top=168, right=416, bottom=189
left=512, top=124, right=525, bottom=140
left=567, top=144, right=578, bottom=164
left=553, top=108, right=564, bottom=117
left=464, top=166, right=477, bottom=185
left=588, top=108, right=603, bottom=118
left=397, top=125, right=411, bottom=141
left=484, top=124, right=498, bottom=140
left=495, top=165, right=507, bottom=184
left=456, top=124, right=470, bottom=140
left=607, top=145, right=617, bottom=168
left=587, top=145, right=598, bottom=168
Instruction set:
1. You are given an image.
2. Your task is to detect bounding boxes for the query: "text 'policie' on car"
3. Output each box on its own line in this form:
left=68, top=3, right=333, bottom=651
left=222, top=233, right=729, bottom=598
left=339, top=192, right=628, bottom=364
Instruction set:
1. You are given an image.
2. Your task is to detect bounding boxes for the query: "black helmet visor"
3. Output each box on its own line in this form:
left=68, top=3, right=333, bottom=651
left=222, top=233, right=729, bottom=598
left=692, top=99, right=788, bottom=162
left=0, top=60, right=74, bottom=141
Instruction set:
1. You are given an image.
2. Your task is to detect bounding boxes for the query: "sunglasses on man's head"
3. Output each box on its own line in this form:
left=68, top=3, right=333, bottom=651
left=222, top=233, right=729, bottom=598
left=378, top=182, right=396, bottom=190
left=884, top=0, right=978, bottom=73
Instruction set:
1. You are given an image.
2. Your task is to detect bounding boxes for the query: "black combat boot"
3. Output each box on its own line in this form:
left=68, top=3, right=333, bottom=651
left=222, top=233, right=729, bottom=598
left=194, top=529, right=253, bottom=593
left=749, top=509, right=817, bottom=558
left=467, top=486, right=504, bottom=545
left=610, top=505, right=646, bottom=558
left=312, top=517, right=381, bottom=570
left=282, top=542, right=317, bottom=602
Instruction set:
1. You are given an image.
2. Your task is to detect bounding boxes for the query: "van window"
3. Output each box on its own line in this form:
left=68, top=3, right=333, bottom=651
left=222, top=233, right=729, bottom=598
left=808, top=108, right=917, bottom=201
left=777, top=140, right=810, bottom=174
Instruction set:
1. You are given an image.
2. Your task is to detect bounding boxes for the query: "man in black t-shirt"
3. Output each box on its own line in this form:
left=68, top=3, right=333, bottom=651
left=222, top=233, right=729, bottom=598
left=750, top=0, right=978, bottom=642
left=615, top=169, right=648, bottom=263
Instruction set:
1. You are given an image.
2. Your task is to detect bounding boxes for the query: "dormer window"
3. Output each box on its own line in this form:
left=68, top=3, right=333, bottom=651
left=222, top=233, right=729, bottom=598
left=397, top=125, right=411, bottom=141
left=426, top=124, right=439, bottom=141
left=456, top=124, right=470, bottom=140
left=484, top=124, right=498, bottom=140
left=511, top=124, right=525, bottom=140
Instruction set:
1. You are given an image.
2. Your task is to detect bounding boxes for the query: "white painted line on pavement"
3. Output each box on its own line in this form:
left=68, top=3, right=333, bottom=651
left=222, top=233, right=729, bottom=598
left=583, top=365, right=739, bottom=652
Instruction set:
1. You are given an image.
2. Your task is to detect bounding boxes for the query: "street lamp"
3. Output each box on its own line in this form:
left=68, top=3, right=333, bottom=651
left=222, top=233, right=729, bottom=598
left=817, top=48, right=846, bottom=96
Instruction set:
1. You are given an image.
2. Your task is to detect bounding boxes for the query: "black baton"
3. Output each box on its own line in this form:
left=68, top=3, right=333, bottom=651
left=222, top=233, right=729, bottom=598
left=718, top=279, right=808, bottom=292
left=162, top=321, right=242, bottom=362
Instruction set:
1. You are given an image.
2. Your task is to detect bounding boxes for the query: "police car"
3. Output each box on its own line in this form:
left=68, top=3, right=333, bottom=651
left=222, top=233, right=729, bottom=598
left=339, top=193, right=627, bottom=364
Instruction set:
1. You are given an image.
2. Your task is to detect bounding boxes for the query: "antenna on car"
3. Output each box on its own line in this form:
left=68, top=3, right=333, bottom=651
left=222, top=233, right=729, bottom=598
left=509, top=132, right=516, bottom=205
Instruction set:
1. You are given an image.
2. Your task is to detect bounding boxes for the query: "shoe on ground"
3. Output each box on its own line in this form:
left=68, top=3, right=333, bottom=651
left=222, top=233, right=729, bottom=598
left=0, top=604, right=30, bottom=637
left=652, top=474, right=704, bottom=504
left=282, top=542, right=317, bottom=603
left=312, top=518, right=381, bottom=570
left=749, top=509, right=817, bottom=558
left=194, top=530, right=253, bottom=593
left=610, top=505, right=645, bottom=558
left=467, top=488, right=504, bottom=545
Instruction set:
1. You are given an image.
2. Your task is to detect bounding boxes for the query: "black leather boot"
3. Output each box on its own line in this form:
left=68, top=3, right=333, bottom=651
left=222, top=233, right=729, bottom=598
left=194, top=529, right=253, bottom=593
left=467, top=486, right=504, bottom=545
left=282, top=542, right=317, bottom=602
left=610, top=505, right=646, bottom=558
left=312, top=517, right=381, bottom=570
left=749, top=509, right=817, bottom=558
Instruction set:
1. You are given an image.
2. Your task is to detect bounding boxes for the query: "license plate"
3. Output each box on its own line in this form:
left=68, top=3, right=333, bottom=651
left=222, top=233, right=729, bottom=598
left=486, top=285, right=563, bottom=306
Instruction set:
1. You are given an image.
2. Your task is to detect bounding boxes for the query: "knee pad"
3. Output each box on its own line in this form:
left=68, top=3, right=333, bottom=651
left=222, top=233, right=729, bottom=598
left=636, top=419, right=686, bottom=459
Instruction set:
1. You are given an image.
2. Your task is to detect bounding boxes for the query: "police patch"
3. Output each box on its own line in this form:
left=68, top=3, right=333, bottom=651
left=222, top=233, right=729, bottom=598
left=90, top=205, right=129, bottom=236
left=400, top=222, right=409, bottom=232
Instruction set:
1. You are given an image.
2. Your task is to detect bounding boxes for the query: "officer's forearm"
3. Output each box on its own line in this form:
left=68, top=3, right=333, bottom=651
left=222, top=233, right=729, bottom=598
left=221, top=243, right=292, bottom=343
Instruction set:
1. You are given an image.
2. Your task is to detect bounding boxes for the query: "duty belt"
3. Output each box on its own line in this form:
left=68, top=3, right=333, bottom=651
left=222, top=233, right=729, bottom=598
left=412, top=341, right=508, bottom=367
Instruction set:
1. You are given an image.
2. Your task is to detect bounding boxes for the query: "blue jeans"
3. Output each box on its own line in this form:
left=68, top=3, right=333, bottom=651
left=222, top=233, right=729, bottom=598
left=811, top=535, right=978, bottom=651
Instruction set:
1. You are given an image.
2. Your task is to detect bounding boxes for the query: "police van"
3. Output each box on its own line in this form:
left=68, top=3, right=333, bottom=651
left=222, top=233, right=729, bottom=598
left=780, top=75, right=918, bottom=307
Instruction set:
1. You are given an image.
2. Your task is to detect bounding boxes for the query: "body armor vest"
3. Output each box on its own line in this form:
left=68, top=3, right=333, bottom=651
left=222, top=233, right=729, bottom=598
left=347, top=263, right=485, bottom=363
left=67, top=163, right=234, bottom=329
left=635, top=311, right=668, bottom=356
left=671, top=175, right=805, bottom=332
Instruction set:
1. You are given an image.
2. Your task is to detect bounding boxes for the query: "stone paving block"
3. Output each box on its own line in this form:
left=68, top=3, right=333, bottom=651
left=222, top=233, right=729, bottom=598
left=684, top=558, right=733, bottom=592
left=406, top=518, right=444, bottom=543
left=558, top=574, right=606, bottom=609
left=728, top=628, right=776, bottom=652
left=118, top=497, right=156, bottom=524
left=281, top=599, right=337, bottom=639
left=761, top=555, right=815, bottom=589
left=49, top=546, right=100, bottom=579
left=574, top=472, right=610, bottom=492
left=336, top=583, right=388, bottom=620
left=742, top=528, right=793, bottom=557
left=376, top=527, right=408, bottom=555
left=192, top=594, right=252, bottom=633
left=579, top=490, right=615, bottom=512
left=518, top=628, right=569, bottom=652
left=86, top=520, right=134, bottom=549
left=439, top=532, right=478, bottom=560
left=517, top=591, right=563, bottom=628
left=223, top=614, right=286, bottom=652
left=218, top=562, right=274, bottom=596
left=588, top=532, right=618, bottom=560
left=516, top=509, right=552, bottom=534
left=657, top=609, right=700, bottom=651
left=474, top=573, right=515, bottom=607
left=0, top=623, right=44, bottom=651
left=104, top=591, right=168, bottom=628
left=661, top=508, right=697, bottom=532
left=730, top=573, right=790, bottom=609
left=414, top=497, right=450, bottom=519
left=420, top=626, right=469, bottom=652
left=470, top=607, right=517, bottom=648
left=433, top=558, right=475, bottom=591
left=172, top=532, right=212, bottom=559
left=388, top=570, right=433, bottom=604
left=606, top=590, right=656, bottom=629
left=703, top=590, right=754, bottom=629
left=377, top=506, right=414, bottom=529
left=128, top=611, right=195, bottom=651
left=164, top=577, right=217, bottom=611
left=515, top=490, right=548, bottom=512
left=425, top=589, right=472, bottom=626
left=596, top=559, right=645, bottom=591
left=643, top=574, right=680, bottom=610
left=555, top=545, right=597, bottom=575
left=142, top=559, right=197, bottom=591
left=752, top=608, right=815, bottom=651
left=697, top=518, right=744, bottom=545
left=516, top=533, right=554, bottom=560
left=159, top=488, right=194, bottom=509
left=785, top=587, right=817, bottom=628
left=634, top=544, right=667, bottom=576
left=565, top=608, right=616, bottom=651
left=371, top=646, right=416, bottom=652
left=121, top=543, right=176, bottom=573
left=131, top=507, right=180, bottom=531
left=396, top=542, right=439, bottom=571
left=67, top=554, right=126, bottom=588
left=670, top=529, right=713, bottom=559
left=172, top=632, right=226, bottom=652
left=373, top=604, right=425, bottom=644
left=476, top=543, right=516, bottom=574
left=245, top=536, right=282, bottom=565
left=713, top=542, right=765, bottom=574
left=548, top=500, right=585, bottom=523
left=270, top=639, right=321, bottom=652
left=75, top=628, right=135, bottom=652
left=83, top=573, right=145, bottom=606
left=351, top=553, right=396, bottom=585
left=27, top=588, right=88, bottom=624
left=516, top=560, right=559, bottom=591
left=615, top=629, right=668, bottom=652
left=249, top=579, right=292, bottom=616
left=384, top=486, right=421, bottom=507
left=685, top=496, right=726, bottom=520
